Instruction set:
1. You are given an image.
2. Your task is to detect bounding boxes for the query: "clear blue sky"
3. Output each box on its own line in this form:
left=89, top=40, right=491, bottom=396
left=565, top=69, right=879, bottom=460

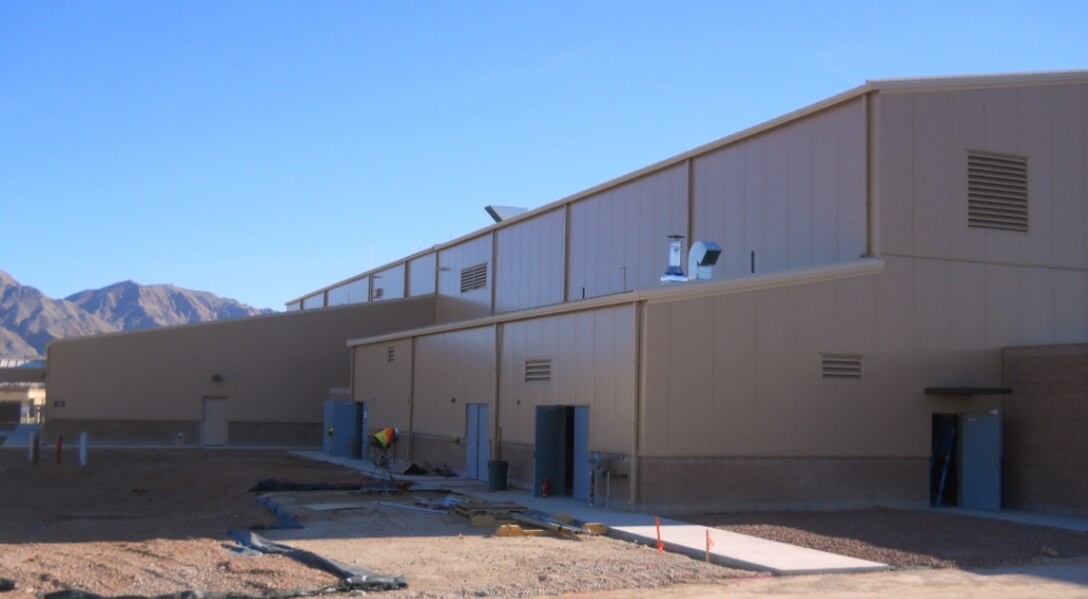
left=2, top=1, right=1085, bottom=309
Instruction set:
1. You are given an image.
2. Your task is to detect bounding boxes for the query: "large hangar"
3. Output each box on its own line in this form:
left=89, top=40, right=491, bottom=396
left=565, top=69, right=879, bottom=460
left=337, top=71, right=1088, bottom=514
left=43, top=71, right=1088, bottom=515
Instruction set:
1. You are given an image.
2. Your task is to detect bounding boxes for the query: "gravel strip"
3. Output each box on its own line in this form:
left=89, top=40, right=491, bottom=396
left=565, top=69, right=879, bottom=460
left=688, top=507, right=1088, bottom=569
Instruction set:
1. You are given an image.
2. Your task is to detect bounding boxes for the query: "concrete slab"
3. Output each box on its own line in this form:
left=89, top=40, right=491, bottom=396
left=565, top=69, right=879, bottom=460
left=295, top=450, right=889, bottom=576
left=471, top=490, right=888, bottom=575
left=934, top=507, right=1088, bottom=533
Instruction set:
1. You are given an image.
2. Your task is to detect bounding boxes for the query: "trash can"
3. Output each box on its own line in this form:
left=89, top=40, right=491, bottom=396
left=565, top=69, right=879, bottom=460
left=488, top=460, right=509, bottom=491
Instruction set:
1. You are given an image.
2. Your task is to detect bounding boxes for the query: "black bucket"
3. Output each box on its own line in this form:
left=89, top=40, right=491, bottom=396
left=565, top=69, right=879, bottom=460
left=487, top=460, right=509, bottom=491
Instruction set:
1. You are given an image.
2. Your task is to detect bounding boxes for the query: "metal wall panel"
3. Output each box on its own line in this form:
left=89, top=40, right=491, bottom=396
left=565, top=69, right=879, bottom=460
left=692, top=98, right=867, bottom=278
left=353, top=338, right=412, bottom=433
left=408, top=252, right=437, bottom=297
left=499, top=305, right=635, bottom=454
left=372, top=264, right=406, bottom=301
left=437, top=235, right=493, bottom=322
left=494, top=208, right=565, bottom=314
left=412, top=326, right=496, bottom=437
left=46, top=297, right=436, bottom=423
left=880, top=83, right=1088, bottom=270
left=567, top=164, right=688, bottom=300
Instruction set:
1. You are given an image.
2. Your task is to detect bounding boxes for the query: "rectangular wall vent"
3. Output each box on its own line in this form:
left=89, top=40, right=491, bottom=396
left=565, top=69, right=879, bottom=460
left=460, top=263, right=488, bottom=293
left=524, top=359, right=552, bottom=384
left=386, top=346, right=395, bottom=362
left=822, top=354, right=862, bottom=381
left=968, top=151, right=1029, bottom=232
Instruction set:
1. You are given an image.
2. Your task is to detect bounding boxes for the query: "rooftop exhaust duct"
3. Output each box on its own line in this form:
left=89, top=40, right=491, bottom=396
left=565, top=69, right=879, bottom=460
left=660, top=235, right=721, bottom=284
left=485, top=205, right=529, bottom=223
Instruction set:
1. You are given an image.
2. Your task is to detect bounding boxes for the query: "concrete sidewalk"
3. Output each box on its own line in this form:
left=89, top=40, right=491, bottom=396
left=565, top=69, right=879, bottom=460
left=293, top=450, right=888, bottom=576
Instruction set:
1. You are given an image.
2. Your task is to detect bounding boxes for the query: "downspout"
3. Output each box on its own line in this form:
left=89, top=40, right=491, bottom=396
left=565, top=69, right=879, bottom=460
left=865, top=91, right=880, bottom=258
left=630, top=299, right=644, bottom=508
left=493, top=323, right=503, bottom=461
left=407, top=336, right=416, bottom=461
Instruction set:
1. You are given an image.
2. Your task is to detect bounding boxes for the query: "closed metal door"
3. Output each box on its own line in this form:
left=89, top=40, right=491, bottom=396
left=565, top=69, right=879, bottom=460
left=201, top=397, right=227, bottom=446
left=958, top=411, right=1002, bottom=511
left=466, top=404, right=490, bottom=481
left=572, top=406, right=590, bottom=501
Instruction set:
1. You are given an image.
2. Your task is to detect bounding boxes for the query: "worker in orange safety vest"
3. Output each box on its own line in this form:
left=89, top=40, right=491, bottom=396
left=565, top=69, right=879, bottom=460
left=372, top=426, right=399, bottom=450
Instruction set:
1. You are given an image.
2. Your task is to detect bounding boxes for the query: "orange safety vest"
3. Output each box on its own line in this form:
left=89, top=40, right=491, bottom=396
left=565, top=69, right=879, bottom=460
left=373, top=427, right=397, bottom=449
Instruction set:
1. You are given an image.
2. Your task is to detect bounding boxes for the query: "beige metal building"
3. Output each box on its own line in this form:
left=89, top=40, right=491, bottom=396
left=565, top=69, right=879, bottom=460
left=44, top=71, right=1088, bottom=514
left=335, top=71, right=1088, bottom=513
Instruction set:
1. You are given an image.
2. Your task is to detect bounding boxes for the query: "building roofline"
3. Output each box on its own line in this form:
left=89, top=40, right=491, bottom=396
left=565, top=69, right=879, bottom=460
left=46, top=294, right=435, bottom=348
left=347, top=258, right=885, bottom=348
left=293, top=69, right=1088, bottom=306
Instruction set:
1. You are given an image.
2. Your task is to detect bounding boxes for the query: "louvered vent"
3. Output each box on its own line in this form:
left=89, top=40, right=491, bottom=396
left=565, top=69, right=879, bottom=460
left=968, top=151, right=1029, bottom=232
left=460, top=263, right=488, bottom=293
left=822, top=354, right=862, bottom=381
left=386, top=346, right=395, bottom=362
left=524, top=359, right=552, bottom=384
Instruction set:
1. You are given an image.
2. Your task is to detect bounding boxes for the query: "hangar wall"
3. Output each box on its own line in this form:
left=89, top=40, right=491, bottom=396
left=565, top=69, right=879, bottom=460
left=46, top=295, right=435, bottom=446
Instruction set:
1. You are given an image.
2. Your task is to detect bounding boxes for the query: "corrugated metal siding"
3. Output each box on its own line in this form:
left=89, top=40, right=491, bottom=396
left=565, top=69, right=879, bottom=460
left=408, top=252, right=437, bottom=297
left=691, top=98, right=867, bottom=278
left=499, top=305, right=635, bottom=453
left=567, top=164, right=688, bottom=300
left=641, top=251, right=1088, bottom=459
left=494, top=208, right=565, bottom=314
left=412, top=326, right=496, bottom=437
left=878, top=83, right=1088, bottom=269
left=437, top=235, right=493, bottom=322
left=353, top=338, right=413, bottom=432
left=372, top=265, right=406, bottom=301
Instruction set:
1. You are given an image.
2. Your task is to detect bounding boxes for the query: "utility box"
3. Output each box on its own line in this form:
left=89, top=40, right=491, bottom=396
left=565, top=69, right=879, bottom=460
left=323, top=400, right=364, bottom=458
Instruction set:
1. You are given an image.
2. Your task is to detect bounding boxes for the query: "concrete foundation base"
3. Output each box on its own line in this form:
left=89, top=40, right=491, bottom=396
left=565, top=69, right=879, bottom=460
left=635, top=456, right=929, bottom=515
left=44, top=419, right=321, bottom=447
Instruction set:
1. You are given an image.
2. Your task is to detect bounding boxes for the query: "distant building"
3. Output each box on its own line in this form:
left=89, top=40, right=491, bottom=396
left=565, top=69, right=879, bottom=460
left=46, top=71, right=1088, bottom=516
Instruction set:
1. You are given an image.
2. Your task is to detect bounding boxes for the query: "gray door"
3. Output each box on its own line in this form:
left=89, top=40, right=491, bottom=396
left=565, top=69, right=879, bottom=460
left=572, top=406, right=590, bottom=501
left=466, top=404, right=490, bottom=481
left=534, top=406, right=568, bottom=496
left=201, top=396, right=227, bottom=446
left=958, top=411, right=1002, bottom=511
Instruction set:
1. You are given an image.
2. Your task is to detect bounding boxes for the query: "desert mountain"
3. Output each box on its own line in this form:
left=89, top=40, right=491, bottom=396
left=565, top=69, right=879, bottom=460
left=0, top=270, right=272, bottom=359
left=66, top=280, right=272, bottom=330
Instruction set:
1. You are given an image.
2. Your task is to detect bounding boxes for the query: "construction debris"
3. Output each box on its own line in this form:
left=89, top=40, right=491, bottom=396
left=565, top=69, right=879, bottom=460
left=511, top=513, right=594, bottom=536
left=495, top=524, right=545, bottom=537
left=375, top=501, right=448, bottom=515
left=454, top=501, right=528, bottom=519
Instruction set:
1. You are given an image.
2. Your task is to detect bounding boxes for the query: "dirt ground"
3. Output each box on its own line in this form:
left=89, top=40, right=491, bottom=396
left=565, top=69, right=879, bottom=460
left=3, top=448, right=1087, bottom=599
left=0, top=448, right=747, bottom=598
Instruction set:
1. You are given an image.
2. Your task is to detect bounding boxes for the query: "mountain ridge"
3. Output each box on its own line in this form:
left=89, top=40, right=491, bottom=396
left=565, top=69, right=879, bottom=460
left=0, top=271, right=273, bottom=359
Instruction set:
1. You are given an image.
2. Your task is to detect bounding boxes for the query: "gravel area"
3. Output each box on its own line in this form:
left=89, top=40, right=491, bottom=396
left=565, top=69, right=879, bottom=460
left=688, top=507, right=1088, bottom=569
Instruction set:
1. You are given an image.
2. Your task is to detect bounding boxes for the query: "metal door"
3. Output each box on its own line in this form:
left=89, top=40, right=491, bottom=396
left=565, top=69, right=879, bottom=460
left=201, top=397, right=227, bottom=446
left=957, top=411, right=1002, bottom=511
left=534, top=406, right=567, bottom=496
left=466, top=404, right=490, bottom=481
left=572, top=406, right=590, bottom=501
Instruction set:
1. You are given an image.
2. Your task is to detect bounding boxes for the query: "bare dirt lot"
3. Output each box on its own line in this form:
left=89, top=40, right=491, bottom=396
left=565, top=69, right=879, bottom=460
left=3, top=448, right=1088, bottom=599
left=0, top=448, right=746, bottom=598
